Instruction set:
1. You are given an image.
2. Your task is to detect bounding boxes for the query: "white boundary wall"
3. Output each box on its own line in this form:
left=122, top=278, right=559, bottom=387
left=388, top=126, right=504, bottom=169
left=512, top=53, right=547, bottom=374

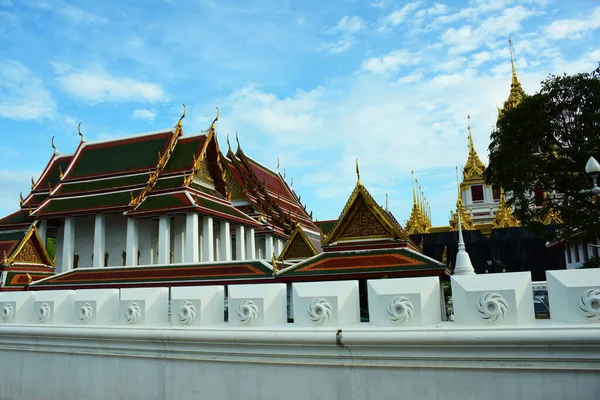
left=0, top=272, right=598, bottom=400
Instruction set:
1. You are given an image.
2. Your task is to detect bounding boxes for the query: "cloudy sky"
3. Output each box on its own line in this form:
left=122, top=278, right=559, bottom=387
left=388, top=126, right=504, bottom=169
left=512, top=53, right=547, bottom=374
left=0, top=0, right=598, bottom=226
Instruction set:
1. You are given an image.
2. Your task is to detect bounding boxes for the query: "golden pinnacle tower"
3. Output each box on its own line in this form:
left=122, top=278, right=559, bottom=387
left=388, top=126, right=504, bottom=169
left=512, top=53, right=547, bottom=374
left=405, top=171, right=431, bottom=235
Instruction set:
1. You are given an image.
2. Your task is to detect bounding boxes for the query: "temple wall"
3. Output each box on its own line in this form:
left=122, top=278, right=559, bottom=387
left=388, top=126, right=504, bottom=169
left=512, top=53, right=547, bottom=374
left=0, top=270, right=598, bottom=400
left=105, top=214, right=127, bottom=267
left=74, top=215, right=94, bottom=268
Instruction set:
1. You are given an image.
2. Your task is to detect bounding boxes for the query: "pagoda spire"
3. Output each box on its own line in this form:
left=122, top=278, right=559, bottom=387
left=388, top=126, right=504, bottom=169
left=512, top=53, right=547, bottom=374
left=450, top=166, right=474, bottom=231
left=493, top=189, right=520, bottom=228
left=501, top=38, right=525, bottom=113
left=453, top=165, right=475, bottom=275
left=405, top=171, right=430, bottom=235
left=462, top=115, right=485, bottom=181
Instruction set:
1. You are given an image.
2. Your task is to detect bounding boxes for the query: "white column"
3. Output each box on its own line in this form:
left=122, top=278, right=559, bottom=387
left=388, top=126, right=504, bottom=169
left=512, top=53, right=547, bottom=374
left=92, top=214, right=106, bottom=268
left=173, top=216, right=185, bottom=264
left=202, top=216, right=214, bottom=262
left=245, top=228, right=256, bottom=260
left=275, top=238, right=284, bottom=257
left=61, top=217, right=75, bottom=273
left=158, top=215, right=171, bottom=264
left=37, top=220, right=47, bottom=246
left=126, top=218, right=139, bottom=266
left=235, top=225, right=246, bottom=261
left=185, top=213, right=199, bottom=263
left=264, top=234, right=274, bottom=260
left=219, top=221, right=232, bottom=261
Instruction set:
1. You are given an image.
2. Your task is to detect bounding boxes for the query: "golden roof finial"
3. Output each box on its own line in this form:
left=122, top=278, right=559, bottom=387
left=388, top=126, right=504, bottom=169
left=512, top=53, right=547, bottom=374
left=283, top=168, right=286, bottom=180
left=455, top=166, right=460, bottom=196
left=501, top=38, right=525, bottom=113
left=226, top=133, right=231, bottom=153
left=78, top=122, right=85, bottom=142
left=177, top=104, right=186, bottom=128
left=26, top=273, right=32, bottom=284
left=2, top=251, right=8, bottom=264
left=210, top=107, right=220, bottom=131
left=385, top=193, right=389, bottom=212
left=19, top=192, right=24, bottom=206
left=356, top=158, right=361, bottom=186
left=467, top=114, right=474, bottom=151
left=411, top=170, right=418, bottom=208
left=276, top=157, right=280, bottom=172
left=235, top=131, right=241, bottom=152
left=31, top=177, right=35, bottom=190
left=290, top=176, right=294, bottom=188
left=58, top=165, right=64, bottom=179
left=51, top=136, right=57, bottom=155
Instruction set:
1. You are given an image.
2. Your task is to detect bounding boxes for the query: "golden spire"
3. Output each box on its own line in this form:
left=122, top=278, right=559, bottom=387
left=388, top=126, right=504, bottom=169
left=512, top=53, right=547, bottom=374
left=210, top=107, right=220, bottom=131
left=463, top=115, right=485, bottom=181
left=493, top=189, right=520, bottom=228
left=501, top=38, right=525, bottom=113
left=356, top=158, right=361, bottom=186
left=58, top=165, right=64, bottom=179
left=405, top=172, right=430, bottom=235
left=450, top=166, right=474, bottom=231
left=385, top=193, right=389, bottom=212
left=19, top=192, right=24, bottom=206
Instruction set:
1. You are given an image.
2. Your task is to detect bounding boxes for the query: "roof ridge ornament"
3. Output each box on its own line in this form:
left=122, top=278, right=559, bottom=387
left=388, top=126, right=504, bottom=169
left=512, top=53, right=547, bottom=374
left=177, top=104, right=186, bottom=129
left=78, top=123, right=86, bottom=143
left=235, top=131, right=241, bottom=153
left=210, top=107, right=220, bottom=132
left=51, top=136, right=58, bottom=156
left=226, top=133, right=231, bottom=153
left=31, top=177, right=35, bottom=190
left=356, top=158, right=361, bottom=186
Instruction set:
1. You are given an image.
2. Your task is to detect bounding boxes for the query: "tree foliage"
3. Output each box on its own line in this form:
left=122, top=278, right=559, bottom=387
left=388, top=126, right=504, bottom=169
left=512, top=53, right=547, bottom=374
left=485, top=71, right=600, bottom=241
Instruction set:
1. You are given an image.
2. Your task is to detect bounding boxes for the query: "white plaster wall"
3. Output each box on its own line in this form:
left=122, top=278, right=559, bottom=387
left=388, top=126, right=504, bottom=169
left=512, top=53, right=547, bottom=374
left=74, top=216, right=94, bottom=268
left=0, top=328, right=598, bottom=400
left=105, top=214, right=127, bottom=267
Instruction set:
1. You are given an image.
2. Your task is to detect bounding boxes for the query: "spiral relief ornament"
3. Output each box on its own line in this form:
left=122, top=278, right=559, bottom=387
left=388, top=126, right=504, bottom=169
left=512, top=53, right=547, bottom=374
left=236, top=300, right=258, bottom=325
left=79, top=302, right=93, bottom=324
left=125, top=302, right=141, bottom=325
left=1, top=304, right=14, bottom=323
left=38, top=303, right=51, bottom=323
left=178, top=301, right=197, bottom=325
left=386, top=296, right=415, bottom=324
left=577, top=288, right=600, bottom=321
left=476, top=292, right=508, bottom=323
left=307, top=298, right=332, bottom=325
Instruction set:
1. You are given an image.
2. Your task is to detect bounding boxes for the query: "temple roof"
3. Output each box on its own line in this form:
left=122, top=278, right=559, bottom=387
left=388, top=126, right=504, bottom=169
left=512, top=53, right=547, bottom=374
left=405, top=172, right=431, bottom=235
left=323, top=165, right=408, bottom=247
left=0, top=225, right=53, bottom=268
left=493, top=190, right=520, bottom=228
left=277, top=248, right=447, bottom=278
left=278, top=224, right=322, bottom=261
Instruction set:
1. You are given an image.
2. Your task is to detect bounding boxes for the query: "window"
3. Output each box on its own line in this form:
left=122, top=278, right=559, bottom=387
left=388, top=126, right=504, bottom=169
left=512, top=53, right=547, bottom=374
left=492, top=186, right=501, bottom=201
left=471, top=185, right=484, bottom=202
left=534, top=185, right=544, bottom=207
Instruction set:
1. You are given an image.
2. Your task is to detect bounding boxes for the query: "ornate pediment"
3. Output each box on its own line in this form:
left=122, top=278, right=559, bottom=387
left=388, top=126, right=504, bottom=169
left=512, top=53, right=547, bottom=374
left=324, top=183, right=406, bottom=245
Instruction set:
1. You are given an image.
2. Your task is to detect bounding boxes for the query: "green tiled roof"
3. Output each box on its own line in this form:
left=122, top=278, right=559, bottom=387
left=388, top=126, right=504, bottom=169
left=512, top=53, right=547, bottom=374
left=163, top=136, right=207, bottom=172
left=69, top=134, right=170, bottom=178
left=59, top=174, right=149, bottom=194
left=40, top=191, right=136, bottom=215
left=29, top=193, right=49, bottom=205
left=195, top=195, right=256, bottom=223
left=38, top=157, right=73, bottom=188
left=0, top=231, right=26, bottom=242
left=153, top=176, right=184, bottom=191
left=190, top=183, right=221, bottom=198
left=316, top=220, right=337, bottom=235
left=0, top=210, right=32, bottom=226
left=136, top=193, right=190, bottom=211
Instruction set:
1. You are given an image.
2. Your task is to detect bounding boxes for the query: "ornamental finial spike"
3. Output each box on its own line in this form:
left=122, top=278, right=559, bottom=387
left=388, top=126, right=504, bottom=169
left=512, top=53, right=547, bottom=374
left=235, top=131, right=240, bottom=152
left=508, top=37, right=517, bottom=81
left=276, top=157, right=280, bottom=172
left=178, top=104, right=186, bottom=128
left=19, top=192, right=24, bottom=206
left=2, top=251, right=8, bottom=264
left=356, top=158, right=361, bottom=185
left=31, top=177, right=35, bottom=190
left=385, top=193, right=389, bottom=212
left=51, top=136, right=57, bottom=155
left=210, top=107, right=220, bottom=131
left=78, top=122, right=85, bottom=142
left=226, top=133, right=231, bottom=153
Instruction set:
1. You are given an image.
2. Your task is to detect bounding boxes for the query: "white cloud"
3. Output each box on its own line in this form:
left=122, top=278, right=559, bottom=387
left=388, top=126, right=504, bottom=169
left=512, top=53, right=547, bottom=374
left=379, top=1, right=423, bottom=30
left=53, top=64, right=166, bottom=103
left=324, top=39, right=355, bottom=54
left=0, top=170, right=38, bottom=216
left=132, top=108, right=157, bottom=121
left=0, top=60, right=57, bottom=121
left=58, top=6, right=107, bottom=24
left=332, top=16, right=365, bottom=33
left=360, top=50, right=420, bottom=75
left=544, top=6, right=600, bottom=40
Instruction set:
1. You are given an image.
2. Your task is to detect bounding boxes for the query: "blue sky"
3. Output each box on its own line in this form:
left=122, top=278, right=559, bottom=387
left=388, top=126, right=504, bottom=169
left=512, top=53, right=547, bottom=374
left=0, top=0, right=599, bottom=226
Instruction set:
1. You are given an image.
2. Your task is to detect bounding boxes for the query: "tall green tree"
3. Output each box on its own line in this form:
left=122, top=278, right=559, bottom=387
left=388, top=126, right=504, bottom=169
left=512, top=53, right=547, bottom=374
left=485, top=71, right=600, bottom=241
